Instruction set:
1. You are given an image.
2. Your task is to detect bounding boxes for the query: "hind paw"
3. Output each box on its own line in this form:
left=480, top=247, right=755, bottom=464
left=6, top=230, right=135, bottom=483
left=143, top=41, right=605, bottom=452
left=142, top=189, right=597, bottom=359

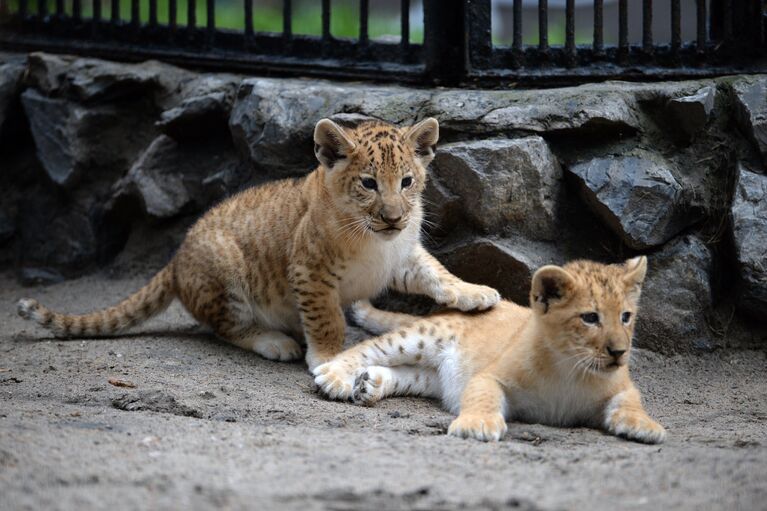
left=351, top=368, right=386, bottom=406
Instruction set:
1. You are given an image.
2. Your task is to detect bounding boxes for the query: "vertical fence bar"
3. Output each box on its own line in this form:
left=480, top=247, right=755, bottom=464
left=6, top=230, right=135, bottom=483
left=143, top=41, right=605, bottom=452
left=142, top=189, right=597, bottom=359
left=696, top=0, right=706, bottom=53
left=283, top=0, right=292, bottom=39
left=73, top=0, right=81, bottom=20
left=92, top=0, right=101, bottom=33
left=322, top=0, right=330, bottom=40
left=593, top=0, right=603, bottom=55
left=618, top=0, right=628, bottom=59
left=538, top=0, right=548, bottom=54
left=467, top=0, right=491, bottom=70
left=671, top=0, right=681, bottom=55
left=111, top=0, right=118, bottom=23
left=359, top=0, right=368, bottom=45
left=244, top=0, right=252, bottom=38
left=642, top=0, right=652, bottom=54
left=722, top=0, right=732, bottom=41
left=188, top=0, right=196, bottom=29
left=206, top=0, right=214, bottom=40
left=513, top=0, right=522, bottom=53
left=55, top=0, right=63, bottom=17
left=169, top=0, right=176, bottom=33
left=19, top=0, right=27, bottom=19
left=400, top=0, right=409, bottom=50
left=130, top=0, right=139, bottom=27
left=424, top=0, right=467, bottom=83
left=36, top=0, right=45, bottom=19
left=565, top=0, right=575, bottom=64
left=149, top=0, right=157, bottom=26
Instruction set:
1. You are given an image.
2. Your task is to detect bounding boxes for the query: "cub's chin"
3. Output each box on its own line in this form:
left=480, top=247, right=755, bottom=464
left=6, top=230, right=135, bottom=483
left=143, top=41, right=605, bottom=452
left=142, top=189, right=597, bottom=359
left=373, top=227, right=403, bottom=240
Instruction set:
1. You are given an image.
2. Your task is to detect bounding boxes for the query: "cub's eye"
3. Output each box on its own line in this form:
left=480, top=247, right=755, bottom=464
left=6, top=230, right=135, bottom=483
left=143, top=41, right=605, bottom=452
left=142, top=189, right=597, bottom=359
left=621, top=311, right=632, bottom=324
left=401, top=176, right=413, bottom=189
left=580, top=312, right=600, bottom=325
left=361, top=177, right=378, bottom=191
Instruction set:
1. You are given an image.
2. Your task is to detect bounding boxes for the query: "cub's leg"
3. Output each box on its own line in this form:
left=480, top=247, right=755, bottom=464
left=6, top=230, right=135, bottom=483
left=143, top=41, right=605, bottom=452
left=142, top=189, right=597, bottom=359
left=313, top=317, right=455, bottom=400
left=448, top=374, right=508, bottom=442
left=175, top=233, right=302, bottom=362
left=289, top=262, right=346, bottom=371
left=349, top=300, right=418, bottom=335
left=603, top=386, right=666, bottom=444
left=390, top=245, right=500, bottom=312
left=352, top=366, right=441, bottom=406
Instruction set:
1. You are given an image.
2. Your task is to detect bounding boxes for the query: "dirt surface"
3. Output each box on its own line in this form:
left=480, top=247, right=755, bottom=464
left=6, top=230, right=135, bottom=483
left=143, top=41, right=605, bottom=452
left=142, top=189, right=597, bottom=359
left=1, top=269, right=766, bottom=511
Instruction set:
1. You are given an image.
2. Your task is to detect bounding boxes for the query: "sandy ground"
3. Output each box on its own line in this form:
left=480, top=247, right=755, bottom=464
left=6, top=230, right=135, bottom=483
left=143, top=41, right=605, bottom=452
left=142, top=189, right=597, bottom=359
left=1, top=269, right=766, bottom=511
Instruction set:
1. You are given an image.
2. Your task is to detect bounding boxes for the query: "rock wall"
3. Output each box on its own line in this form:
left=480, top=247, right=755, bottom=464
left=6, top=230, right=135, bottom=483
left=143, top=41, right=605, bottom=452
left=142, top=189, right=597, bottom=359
left=1, top=52, right=765, bottom=352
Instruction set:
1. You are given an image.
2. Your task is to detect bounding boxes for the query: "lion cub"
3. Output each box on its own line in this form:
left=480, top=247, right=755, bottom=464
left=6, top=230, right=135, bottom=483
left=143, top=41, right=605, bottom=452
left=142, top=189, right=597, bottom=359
left=17, top=118, right=500, bottom=370
left=314, top=257, right=666, bottom=443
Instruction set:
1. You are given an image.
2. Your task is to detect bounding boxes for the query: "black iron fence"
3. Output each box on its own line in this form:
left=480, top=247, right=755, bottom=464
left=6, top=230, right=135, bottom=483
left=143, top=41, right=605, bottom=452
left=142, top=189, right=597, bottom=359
left=0, top=0, right=765, bottom=86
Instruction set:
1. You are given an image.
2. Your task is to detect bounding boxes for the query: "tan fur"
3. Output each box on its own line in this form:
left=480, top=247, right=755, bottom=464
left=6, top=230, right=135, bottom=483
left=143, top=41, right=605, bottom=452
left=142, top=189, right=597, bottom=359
left=17, top=118, right=500, bottom=370
left=314, top=256, right=666, bottom=444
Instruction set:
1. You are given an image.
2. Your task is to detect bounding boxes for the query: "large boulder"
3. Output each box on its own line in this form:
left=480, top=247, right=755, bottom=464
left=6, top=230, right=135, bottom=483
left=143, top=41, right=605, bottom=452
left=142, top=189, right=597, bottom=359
left=568, top=149, right=700, bottom=250
left=665, top=85, right=715, bottom=140
left=21, top=89, right=158, bottom=187
left=731, top=164, right=767, bottom=319
left=636, top=235, right=714, bottom=352
left=730, top=76, right=767, bottom=164
left=437, top=237, right=558, bottom=305
left=431, top=137, right=563, bottom=240
left=111, top=134, right=249, bottom=219
left=25, top=52, right=192, bottom=105
left=228, top=78, right=431, bottom=176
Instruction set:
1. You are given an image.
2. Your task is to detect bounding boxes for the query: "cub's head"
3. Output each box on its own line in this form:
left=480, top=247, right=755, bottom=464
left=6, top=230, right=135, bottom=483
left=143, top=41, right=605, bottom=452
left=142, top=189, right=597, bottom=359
left=312, top=117, right=439, bottom=240
left=529, top=257, right=648, bottom=376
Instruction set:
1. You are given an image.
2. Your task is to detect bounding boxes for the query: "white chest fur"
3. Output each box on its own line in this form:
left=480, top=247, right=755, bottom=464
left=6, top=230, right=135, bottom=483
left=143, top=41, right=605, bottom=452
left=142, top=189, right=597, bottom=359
left=338, top=225, right=419, bottom=304
left=508, top=376, right=604, bottom=427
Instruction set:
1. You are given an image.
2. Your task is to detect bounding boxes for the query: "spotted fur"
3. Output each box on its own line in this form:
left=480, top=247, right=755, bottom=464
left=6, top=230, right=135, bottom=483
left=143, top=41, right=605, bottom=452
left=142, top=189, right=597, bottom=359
left=17, top=118, right=500, bottom=369
left=314, top=257, right=666, bottom=444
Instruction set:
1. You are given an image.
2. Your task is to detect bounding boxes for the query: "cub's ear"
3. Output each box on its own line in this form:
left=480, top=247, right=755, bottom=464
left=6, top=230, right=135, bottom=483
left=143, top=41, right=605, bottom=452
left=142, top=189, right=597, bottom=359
left=622, top=256, right=648, bottom=300
left=314, top=119, right=357, bottom=170
left=530, top=265, right=577, bottom=314
left=404, top=117, right=439, bottom=167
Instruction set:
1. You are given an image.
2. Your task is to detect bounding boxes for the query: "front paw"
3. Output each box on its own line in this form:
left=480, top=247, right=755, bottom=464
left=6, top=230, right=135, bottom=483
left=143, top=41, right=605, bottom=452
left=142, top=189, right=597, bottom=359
left=436, top=283, right=501, bottom=312
left=608, top=414, right=667, bottom=444
left=312, top=361, right=358, bottom=401
left=447, top=413, right=507, bottom=442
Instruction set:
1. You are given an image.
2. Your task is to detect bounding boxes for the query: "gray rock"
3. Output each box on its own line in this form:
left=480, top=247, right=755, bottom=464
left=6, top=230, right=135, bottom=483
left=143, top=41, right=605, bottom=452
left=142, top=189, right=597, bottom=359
left=666, top=86, right=715, bottom=139
left=731, top=164, right=767, bottom=318
left=730, top=76, right=767, bottom=164
left=431, top=137, right=562, bottom=240
left=437, top=237, right=557, bottom=305
left=112, top=134, right=247, bottom=219
left=430, top=86, right=641, bottom=135
left=636, top=235, right=713, bottom=352
left=21, top=89, right=157, bottom=187
left=228, top=78, right=431, bottom=175
left=26, top=52, right=190, bottom=104
left=0, top=61, right=24, bottom=136
left=568, top=150, right=696, bottom=250
left=157, top=75, right=240, bottom=140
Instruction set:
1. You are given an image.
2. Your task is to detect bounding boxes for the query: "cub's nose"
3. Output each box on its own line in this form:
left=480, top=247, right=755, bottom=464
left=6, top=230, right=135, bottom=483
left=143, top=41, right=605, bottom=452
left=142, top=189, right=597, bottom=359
left=380, top=213, right=402, bottom=226
left=606, top=346, right=626, bottom=359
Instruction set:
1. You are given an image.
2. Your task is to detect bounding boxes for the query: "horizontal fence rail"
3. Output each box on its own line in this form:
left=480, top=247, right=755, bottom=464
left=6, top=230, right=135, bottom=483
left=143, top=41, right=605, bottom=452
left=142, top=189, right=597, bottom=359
left=0, top=0, right=766, bottom=86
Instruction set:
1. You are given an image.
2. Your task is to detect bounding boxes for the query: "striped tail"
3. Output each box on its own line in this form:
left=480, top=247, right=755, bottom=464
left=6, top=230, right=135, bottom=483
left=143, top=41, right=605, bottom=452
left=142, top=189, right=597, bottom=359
left=17, top=264, right=176, bottom=338
left=349, top=299, right=419, bottom=335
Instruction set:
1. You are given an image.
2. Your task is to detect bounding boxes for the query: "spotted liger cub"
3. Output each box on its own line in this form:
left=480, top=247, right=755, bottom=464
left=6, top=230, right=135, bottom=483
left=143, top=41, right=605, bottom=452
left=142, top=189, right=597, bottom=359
left=315, top=256, right=666, bottom=444
left=17, top=118, right=500, bottom=370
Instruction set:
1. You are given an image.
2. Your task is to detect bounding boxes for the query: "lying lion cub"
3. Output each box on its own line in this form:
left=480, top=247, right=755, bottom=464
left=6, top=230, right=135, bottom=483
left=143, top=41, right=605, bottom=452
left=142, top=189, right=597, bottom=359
left=314, top=256, right=666, bottom=443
